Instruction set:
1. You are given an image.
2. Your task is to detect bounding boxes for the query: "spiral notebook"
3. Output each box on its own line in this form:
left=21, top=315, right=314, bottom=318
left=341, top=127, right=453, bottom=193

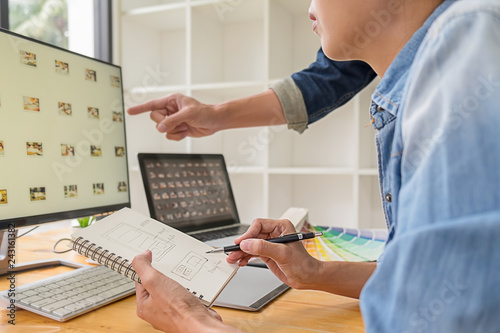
left=70, top=208, right=239, bottom=307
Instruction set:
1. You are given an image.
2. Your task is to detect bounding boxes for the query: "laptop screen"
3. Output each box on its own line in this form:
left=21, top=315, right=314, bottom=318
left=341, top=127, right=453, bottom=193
left=138, top=153, right=240, bottom=233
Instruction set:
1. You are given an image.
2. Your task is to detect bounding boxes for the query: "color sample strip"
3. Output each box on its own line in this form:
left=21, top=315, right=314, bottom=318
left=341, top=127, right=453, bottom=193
left=302, top=222, right=388, bottom=262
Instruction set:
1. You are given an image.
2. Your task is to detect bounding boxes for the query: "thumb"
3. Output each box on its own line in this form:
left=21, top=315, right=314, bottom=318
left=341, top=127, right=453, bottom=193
left=132, top=250, right=157, bottom=284
left=240, top=239, right=289, bottom=262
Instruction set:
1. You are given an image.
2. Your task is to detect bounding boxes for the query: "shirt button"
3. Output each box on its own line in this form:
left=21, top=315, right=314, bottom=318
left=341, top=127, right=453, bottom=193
left=385, top=193, right=392, bottom=202
left=377, top=105, right=385, bottom=112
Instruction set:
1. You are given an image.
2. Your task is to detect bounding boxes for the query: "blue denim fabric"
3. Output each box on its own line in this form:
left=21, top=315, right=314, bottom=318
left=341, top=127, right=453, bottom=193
left=359, top=0, right=500, bottom=332
left=291, top=49, right=377, bottom=124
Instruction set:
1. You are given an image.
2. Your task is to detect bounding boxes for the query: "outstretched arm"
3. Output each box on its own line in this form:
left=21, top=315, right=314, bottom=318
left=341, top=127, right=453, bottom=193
left=127, top=50, right=376, bottom=140
left=127, top=90, right=285, bottom=141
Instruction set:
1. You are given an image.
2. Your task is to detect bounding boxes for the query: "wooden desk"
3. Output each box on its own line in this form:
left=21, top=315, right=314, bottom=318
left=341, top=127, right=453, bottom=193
left=0, top=224, right=364, bottom=332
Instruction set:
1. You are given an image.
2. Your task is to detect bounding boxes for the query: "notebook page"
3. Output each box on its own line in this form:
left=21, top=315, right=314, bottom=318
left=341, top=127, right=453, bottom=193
left=71, top=208, right=239, bottom=304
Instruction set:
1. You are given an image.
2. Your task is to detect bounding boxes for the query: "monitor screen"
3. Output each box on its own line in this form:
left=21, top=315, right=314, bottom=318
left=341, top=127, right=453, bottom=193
left=138, top=153, right=240, bottom=233
left=0, top=28, right=130, bottom=230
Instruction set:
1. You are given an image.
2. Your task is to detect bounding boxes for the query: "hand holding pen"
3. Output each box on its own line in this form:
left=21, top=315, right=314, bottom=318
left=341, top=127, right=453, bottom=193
left=206, top=232, right=323, bottom=253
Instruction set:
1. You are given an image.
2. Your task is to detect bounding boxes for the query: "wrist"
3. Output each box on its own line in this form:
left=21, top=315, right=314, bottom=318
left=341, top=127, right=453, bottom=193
left=212, top=102, right=230, bottom=132
left=296, top=258, right=327, bottom=290
left=187, top=313, right=232, bottom=333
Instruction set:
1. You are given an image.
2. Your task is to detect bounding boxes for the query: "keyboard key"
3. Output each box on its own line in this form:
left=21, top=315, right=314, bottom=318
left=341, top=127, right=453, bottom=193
left=42, top=299, right=75, bottom=312
left=64, top=303, right=85, bottom=312
left=19, top=295, right=44, bottom=304
left=85, top=295, right=105, bottom=303
left=52, top=294, right=69, bottom=301
left=53, top=308, right=73, bottom=317
left=22, top=290, right=38, bottom=297
left=31, top=298, right=59, bottom=309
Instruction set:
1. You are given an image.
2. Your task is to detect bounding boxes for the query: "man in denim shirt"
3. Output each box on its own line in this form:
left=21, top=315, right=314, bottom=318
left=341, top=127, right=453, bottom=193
left=129, top=0, right=500, bottom=331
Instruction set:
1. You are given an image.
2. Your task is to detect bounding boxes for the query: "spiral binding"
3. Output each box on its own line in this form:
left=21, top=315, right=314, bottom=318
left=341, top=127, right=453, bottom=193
left=73, top=237, right=141, bottom=284
left=72, top=237, right=206, bottom=300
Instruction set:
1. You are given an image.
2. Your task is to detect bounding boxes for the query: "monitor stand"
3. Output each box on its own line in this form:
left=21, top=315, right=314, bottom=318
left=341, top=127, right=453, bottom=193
left=0, top=230, right=86, bottom=276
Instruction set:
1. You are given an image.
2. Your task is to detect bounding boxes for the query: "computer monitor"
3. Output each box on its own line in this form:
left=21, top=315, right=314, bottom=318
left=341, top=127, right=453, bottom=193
left=0, top=28, right=130, bottom=275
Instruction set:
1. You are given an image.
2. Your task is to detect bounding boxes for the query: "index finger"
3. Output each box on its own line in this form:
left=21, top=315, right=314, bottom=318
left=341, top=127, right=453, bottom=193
left=234, top=218, right=293, bottom=244
left=127, top=97, right=169, bottom=115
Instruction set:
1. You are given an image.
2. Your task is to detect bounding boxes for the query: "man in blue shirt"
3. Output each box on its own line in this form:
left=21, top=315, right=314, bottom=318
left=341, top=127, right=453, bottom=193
left=129, top=0, right=500, bottom=331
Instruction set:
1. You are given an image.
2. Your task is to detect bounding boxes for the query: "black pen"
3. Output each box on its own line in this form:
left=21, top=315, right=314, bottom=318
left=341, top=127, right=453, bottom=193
left=205, top=232, right=323, bottom=253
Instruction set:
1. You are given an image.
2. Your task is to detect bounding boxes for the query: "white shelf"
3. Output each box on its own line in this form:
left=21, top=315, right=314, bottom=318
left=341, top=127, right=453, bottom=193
left=268, top=167, right=354, bottom=175
left=228, top=166, right=266, bottom=174
left=124, top=2, right=187, bottom=17
left=358, top=169, right=378, bottom=176
left=120, top=0, right=185, bottom=13
left=117, top=0, right=384, bottom=228
left=127, top=85, right=188, bottom=95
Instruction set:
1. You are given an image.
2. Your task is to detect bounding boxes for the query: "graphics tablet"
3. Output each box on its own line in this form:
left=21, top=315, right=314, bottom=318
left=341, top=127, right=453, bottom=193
left=213, top=265, right=289, bottom=311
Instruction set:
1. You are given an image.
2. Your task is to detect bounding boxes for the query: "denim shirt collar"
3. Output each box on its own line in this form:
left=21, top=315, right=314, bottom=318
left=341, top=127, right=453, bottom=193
left=371, top=0, right=457, bottom=115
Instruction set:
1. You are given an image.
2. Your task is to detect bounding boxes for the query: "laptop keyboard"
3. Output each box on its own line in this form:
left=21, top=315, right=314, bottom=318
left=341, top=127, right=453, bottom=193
left=192, top=225, right=249, bottom=242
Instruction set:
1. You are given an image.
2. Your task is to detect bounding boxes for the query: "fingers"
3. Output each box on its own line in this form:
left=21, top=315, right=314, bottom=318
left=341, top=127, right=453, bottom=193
left=127, top=97, right=169, bottom=115
left=150, top=110, right=168, bottom=124
left=234, top=218, right=294, bottom=244
left=226, top=251, right=255, bottom=266
left=208, top=309, right=223, bottom=322
left=135, top=280, right=148, bottom=299
left=159, top=107, right=193, bottom=133
left=166, top=130, right=189, bottom=141
left=228, top=218, right=296, bottom=266
left=239, top=238, right=292, bottom=263
left=135, top=280, right=150, bottom=318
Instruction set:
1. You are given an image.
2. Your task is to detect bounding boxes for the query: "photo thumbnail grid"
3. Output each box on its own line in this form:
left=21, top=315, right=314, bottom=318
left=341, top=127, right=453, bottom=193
left=0, top=44, right=127, bottom=207
left=145, top=160, right=234, bottom=225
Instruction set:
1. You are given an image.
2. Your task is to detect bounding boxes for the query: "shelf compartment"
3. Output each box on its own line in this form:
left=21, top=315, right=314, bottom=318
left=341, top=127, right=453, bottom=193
left=358, top=175, right=386, bottom=229
left=121, top=7, right=187, bottom=89
left=268, top=102, right=356, bottom=168
left=190, top=0, right=266, bottom=84
left=268, top=174, right=355, bottom=228
left=268, top=0, right=320, bottom=80
left=190, top=85, right=268, bottom=167
left=229, top=173, right=265, bottom=225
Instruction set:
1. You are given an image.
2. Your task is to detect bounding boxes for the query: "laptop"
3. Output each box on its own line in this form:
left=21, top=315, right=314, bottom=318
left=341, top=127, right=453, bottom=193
left=138, top=153, right=291, bottom=310
left=138, top=153, right=249, bottom=246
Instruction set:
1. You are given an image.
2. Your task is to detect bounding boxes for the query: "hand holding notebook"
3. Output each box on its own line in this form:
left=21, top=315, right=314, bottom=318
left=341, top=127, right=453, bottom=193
left=70, top=208, right=239, bottom=307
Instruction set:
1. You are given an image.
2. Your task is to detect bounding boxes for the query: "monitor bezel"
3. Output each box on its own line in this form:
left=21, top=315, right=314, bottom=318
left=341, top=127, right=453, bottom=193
left=0, top=27, right=131, bottom=231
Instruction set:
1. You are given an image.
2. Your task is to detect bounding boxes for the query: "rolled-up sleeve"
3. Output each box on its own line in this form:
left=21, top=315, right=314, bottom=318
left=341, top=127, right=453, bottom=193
left=271, top=49, right=376, bottom=133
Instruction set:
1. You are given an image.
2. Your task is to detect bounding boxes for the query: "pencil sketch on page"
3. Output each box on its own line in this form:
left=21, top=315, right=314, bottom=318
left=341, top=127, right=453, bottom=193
left=171, top=252, right=208, bottom=281
left=103, top=222, right=175, bottom=261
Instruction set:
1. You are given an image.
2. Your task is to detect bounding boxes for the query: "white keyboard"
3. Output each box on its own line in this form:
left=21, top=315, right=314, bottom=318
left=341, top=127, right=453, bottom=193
left=0, top=265, right=135, bottom=322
